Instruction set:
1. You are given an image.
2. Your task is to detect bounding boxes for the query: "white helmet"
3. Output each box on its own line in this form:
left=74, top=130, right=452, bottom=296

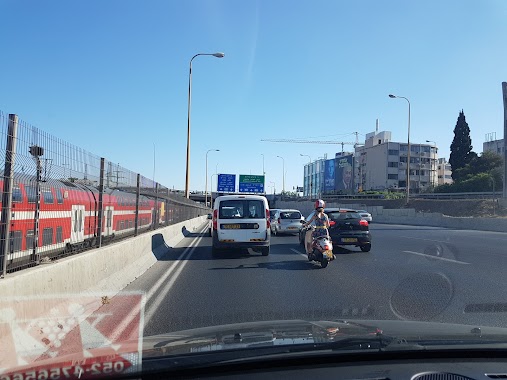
left=315, top=199, right=325, bottom=210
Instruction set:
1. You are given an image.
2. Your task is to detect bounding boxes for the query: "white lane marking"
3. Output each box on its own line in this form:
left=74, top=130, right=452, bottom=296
left=109, top=296, right=146, bottom=342
left=105, top=224, right=206, bottom=343
left=145, top=224, right=206, bottom=302
left=400, top=235, right=507, bottom=244
left=290, top=248, right=308, bottom=259
left=403, top=250, right=470, bottom=265
left=144, top=225, right=207, bottom=326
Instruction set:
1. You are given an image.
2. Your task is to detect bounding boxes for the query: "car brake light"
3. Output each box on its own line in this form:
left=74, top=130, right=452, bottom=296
left=329, top=220, right=336, bottom=226
left=359, top=219, right=368, bottom=226
left=213, top=209, right=218, bottom=229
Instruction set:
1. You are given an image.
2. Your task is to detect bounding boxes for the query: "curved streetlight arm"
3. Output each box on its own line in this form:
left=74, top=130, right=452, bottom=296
left=389, top=94, right=411, bottom=203
left=185, top=52, right=225, bottom=198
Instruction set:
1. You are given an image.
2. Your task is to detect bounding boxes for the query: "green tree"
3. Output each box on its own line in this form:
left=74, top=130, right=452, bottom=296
left=449, top=110, right=475, bottom=181
left=453, top=150, right=503, bottom=180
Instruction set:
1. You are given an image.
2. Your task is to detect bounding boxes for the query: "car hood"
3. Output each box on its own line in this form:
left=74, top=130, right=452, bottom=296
left=141, top=319, right=507, bottom=357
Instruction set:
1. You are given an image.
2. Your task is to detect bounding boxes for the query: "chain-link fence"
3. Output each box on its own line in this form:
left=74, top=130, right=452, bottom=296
left=0, top=111, right=207, bottom=276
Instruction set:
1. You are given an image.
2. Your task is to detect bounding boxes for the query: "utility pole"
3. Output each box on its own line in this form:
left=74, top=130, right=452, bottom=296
left=502, top=82, right=507, bottom=200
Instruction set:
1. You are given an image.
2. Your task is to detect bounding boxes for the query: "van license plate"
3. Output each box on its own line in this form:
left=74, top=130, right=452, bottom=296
left=224, top=224, right=241, bottom=229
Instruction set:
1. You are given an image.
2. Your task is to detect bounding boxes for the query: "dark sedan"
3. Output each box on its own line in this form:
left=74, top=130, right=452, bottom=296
left=299, top=208, right=371, bottom=252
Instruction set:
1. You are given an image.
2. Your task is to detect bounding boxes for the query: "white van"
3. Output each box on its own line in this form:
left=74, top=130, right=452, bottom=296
left=212, top=194, right=270, bottom=256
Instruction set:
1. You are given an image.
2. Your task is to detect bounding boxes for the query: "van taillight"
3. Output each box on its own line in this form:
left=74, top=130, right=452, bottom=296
left=266, top=208, right=270, bottom=229
left=213, top=209, right=218, bottom=230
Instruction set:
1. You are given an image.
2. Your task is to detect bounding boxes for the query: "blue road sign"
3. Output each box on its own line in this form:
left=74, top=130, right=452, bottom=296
left=217, top=174, right=236, bottom=192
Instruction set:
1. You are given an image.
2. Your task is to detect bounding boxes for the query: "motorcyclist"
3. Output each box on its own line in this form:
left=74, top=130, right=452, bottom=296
left=303, top=199, right=330, bottom=256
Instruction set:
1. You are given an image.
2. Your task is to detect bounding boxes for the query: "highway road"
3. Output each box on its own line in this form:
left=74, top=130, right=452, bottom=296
left=123, top=222, right=507, bottom=336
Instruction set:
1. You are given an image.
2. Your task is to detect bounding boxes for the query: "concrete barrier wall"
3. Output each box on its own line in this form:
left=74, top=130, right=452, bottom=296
left=275, top=201, right=366, bottom=218
left=275, top=201, right=507, bottom=233
left=0, top=215, right=208, bottom=299
left=371, top=208, right=507, bottom=233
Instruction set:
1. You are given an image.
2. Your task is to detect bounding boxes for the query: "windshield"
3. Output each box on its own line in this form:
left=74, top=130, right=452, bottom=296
left=1, top=0, right=507, bottom=376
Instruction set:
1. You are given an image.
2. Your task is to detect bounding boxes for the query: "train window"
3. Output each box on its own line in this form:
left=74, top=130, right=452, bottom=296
left=79, top=210, right=83, bottom=232
left=10, top=231, right=22, bottom=253
left=56, top=188, right=64, bottom=204
left=26, top=230, right=34, bottom=251
left=56, top=226, right=63, bottom=243
left=42, top=228, right=53, bottom=246
left=74, top=210, right=78, bottom=233
left=12, top=186, right=22, bottom=202
left=43, top=189, right=54, bottom=204
left=120, top=220, right=125, bottom=230
left=25, top=186, right=38, bottom=203
left=128, top=220, right=133, bottom=228
left=116, top=220, right=121, bottom=230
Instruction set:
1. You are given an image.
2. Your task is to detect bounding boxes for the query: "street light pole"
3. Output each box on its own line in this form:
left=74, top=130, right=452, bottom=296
left=205, top=149, right=219, bottom=208
left=276, top=155, right=285, bottom=195
left=211, top=173, right=218, bottom=209
left=270, top=181, right=276, bottom=195
left=389, top=94, right=411, bottom=205
left=261, top=154, right=266, bottom=194
left=185, top=52, right=225, bottom=198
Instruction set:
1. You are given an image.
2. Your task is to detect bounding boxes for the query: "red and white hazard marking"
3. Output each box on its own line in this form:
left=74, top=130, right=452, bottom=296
left=0, top=292, right=145, bottom=379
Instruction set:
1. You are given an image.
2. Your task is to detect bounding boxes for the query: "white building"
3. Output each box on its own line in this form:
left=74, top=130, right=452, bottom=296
left=483, top=138, right=505, bottom=155
left=437, top=158, right=453, bottom=185
left=354, top=130, right=439, bottom=192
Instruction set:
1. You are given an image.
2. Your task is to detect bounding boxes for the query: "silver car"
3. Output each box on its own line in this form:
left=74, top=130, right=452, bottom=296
left=356, top=210, right=372, bottom=223
left=271, top=209, right=303, bottom=236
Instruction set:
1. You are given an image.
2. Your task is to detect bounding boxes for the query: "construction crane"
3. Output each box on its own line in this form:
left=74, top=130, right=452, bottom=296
left=261, top=132, right=362, bottom=154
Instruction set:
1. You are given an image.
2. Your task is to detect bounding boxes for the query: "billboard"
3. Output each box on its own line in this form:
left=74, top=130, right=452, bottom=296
left=217, top=174, right=236, bottom=193
left=324, top=159, right=335, bottom=191
left=239, top=175, right=265, bottom=193
left=334, top=155, right=354, bottom=192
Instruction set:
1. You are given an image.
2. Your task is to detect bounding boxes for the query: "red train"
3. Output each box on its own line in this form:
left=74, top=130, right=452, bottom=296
left=1, top=177, right=169, bottom=271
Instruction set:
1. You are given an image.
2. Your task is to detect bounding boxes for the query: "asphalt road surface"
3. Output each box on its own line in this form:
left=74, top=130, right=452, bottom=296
left=123, top=222, right=507, bottom=336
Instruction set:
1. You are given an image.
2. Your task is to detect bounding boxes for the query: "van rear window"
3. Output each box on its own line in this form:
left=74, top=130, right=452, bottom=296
left=219, top=200, right=264, bottom=219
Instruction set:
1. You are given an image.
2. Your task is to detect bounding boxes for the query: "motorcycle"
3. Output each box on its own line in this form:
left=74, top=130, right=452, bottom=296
left=306, top=227, right=335, bottom=268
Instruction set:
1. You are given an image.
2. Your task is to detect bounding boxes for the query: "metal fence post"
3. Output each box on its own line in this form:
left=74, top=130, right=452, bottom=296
left=135, top=173, right=140, bottom=236
left=1, top=114, right=18, bottom=278
left=165, top=200, right=169, bottom=226
left=97, top=158, right=105, bottom=247
left=153, top=183, right=159, bottom=229
left=30, top=150, right=43, bottom=265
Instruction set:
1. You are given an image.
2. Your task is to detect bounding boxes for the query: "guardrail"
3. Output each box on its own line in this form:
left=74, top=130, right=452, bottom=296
left=411, top=192, right=503, bottom=199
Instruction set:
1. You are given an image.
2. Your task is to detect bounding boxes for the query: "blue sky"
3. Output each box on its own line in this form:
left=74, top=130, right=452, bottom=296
left=1, top=0, right=506, bottom=193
